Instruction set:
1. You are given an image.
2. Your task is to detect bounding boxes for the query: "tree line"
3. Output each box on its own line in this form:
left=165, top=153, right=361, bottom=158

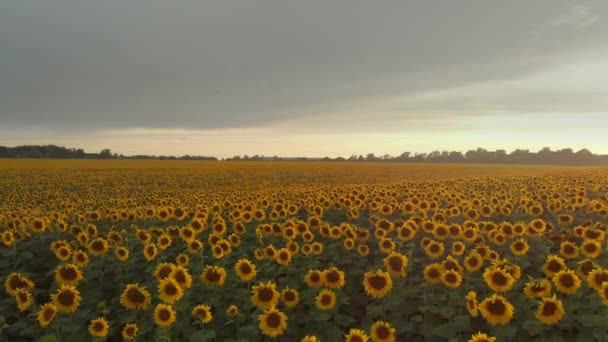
left=1, top=145, right=607, bottom=166
left=226, top=147, right=608, bottom=166
left=0, top=145, right=217, bottom=160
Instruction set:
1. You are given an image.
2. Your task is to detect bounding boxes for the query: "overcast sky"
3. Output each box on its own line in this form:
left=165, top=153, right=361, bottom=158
left=1, top=1, right=607, bottom=157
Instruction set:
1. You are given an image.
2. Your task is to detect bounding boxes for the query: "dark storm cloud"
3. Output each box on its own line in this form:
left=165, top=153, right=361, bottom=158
left=0, top=0, right=606, bottom=130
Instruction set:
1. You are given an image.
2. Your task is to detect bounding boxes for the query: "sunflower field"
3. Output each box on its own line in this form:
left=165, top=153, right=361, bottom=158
left=1, top=160, right=608, bottom=341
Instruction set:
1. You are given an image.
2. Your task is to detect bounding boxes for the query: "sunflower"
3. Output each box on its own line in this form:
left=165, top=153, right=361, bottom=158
left=275, top=248, right=292, bottom=266
left=88, top=317, right=109, bottom=337
left=466, top=291, right=478, bottom=317
left=357, top=244, right=370, bottom=256
left=542, top=255, right=567, bottom=277
left=281, top=288, right=300, bottom=308
left=441, top=255, right=464, bottom=273
left=232, top=258, right=257, bottom=282
left=200, top=265, right=227, bottom=287
left=176, top=253, right=190, bottom=267
left=322, top=267, right=346, bottom=288
left=88, top=237, right=109, bottom=256
left=311, top=242, right=324, bottom=255
left=1, top=230, right=15, bottom=247
left=383, top=252, right=408, bottom=278
left=305, top=269, right=324, bottom=288
left=468, top=332, right=496, bottom=342
left=5, top=272, right=34, bottom=296
left=371, top=320, right=396, bottom=342
left=509, top=239, right=529, bottom=256
left=112, top=246, right=129, bottom=261
left=363, top=269, right=393, bottom=298
left=523, top=279, right=552, bottom=299
left=576, top=259, right=597, bottom=278
left=120, top=284, right=152, bottom=310
left=553, top=270, right=581, bottom=295
left=599, top=282, right=608, bottom=306
left=345, top=328, right=369, bottom=342
left=423, top=263, right=443, bottom=284
left=14, top=288, right=33, bottom=311
left=483, top=267, right=515, bottom=292
left=251, top=281, right=280, bottom=310
left=227, top=304, right=239, bottom=318
left=55, top=264, right=84, bottom=286
left=536, top=295, right=565, bottom=325
left=581, top=240, right=601, bottom=258
left=464, top=252, right=484, bottom=272
left=315, top=288, right=337, bottom=311
left=51, top=284, right=81, bottom=314
left=37, top=302, right=57, bottom=327
left=154, top=303, right=176, bottom=327
left=72, top=250, right=89, bottom=267
left=425, top=241, right=445, bottom=258
left=258, top=307, right=288, bottom=337
left=154, top=263, right=176, bottom=282
left=122, top=323, right=139, bottom=340
left=143, top=243, right=158, bottom=261
left=192, top=304, right=213, bottom=323
left=587, top=269, right=608, bottom=291
left=158, top=277, right=184, bottom=304
left=452, top=241, right=466, bottom=256
left=302, top=336, right=319, bottom=342
left=478, top=294, right=514, bottom=325
left=559, top=241, right=579, bottom=260
left=170, top=266, right=193, bottom=290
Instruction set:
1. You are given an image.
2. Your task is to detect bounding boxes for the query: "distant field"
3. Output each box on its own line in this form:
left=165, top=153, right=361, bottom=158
left=1, top=161, right=608, bottom=341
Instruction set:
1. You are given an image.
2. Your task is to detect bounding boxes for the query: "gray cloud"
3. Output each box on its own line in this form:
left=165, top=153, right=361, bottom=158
left=1, top=0, right=607, bottom=131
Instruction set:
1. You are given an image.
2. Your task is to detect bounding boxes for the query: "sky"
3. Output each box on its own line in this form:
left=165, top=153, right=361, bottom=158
left=1, top=1, right=607, bottom=158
